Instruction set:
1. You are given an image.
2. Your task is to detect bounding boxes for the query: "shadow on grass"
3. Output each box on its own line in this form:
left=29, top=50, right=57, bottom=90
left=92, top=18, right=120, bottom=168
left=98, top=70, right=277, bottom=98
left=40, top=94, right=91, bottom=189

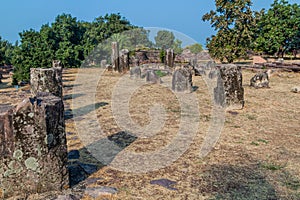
left=199, top=164, right=277, bottom=200
left=63, top=84, right=82, bottom=89
left=64, top=102, right=108, bottom=120
left=67, top=131, right=137, bottom=187
left=63, top=93, right=85, bottom=101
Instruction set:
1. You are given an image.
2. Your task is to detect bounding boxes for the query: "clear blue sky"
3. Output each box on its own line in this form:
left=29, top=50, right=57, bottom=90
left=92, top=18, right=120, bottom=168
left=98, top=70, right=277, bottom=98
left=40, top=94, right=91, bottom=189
left=0, top=0, right=299, bottom=46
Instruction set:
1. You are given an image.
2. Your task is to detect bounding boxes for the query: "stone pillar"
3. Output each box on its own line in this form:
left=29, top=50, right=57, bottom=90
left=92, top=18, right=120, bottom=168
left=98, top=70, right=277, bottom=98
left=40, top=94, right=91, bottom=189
left=250, top=70, right=271, bottom=88
left=189, top=58, right=197, bottom=67
left=0, top=73, right=2, bottom=83
left=30, top=68, right=63, bottom=99
left=0, top=94, right=68, bottom=198
left=111, top=42, right=119, bottom=72
left=101, top=59, right=107, bottom=68
left=146, top=70, right=161, bottom=84
left=130, top=66, right=142, bottom=79
left=166, top=48, right=174, bottom=68
left=0, top=105, right=14, bottom=158
left=119, top=49, right=129, bottom=73
left=214, top=64, right=244, bottom=109
left=172, top=68, right=193, bottom=93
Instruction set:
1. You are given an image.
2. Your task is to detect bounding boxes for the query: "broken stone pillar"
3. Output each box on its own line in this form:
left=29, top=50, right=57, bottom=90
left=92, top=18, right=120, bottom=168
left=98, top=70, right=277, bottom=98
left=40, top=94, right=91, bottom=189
left=0, top=105, right=14, bottom=158
left=111, top=42, right=120, bottom=72
left=130, top=66, right=142, bottom=79
left=146, top=70, right=161, bottom=84
left=214, top=64, right=244, bottom=109
left=166, top=48, right=174, bottom=68
left=30, top=68, right=63, bottom=99
left=250, top=70, right=271, bottom=88
left=172, top=68, right=193, bottom=93
left=0, top=94, right=68, bottom=198
left=119, top=49, right=129, bottom=73
left=101, top=59, right=107, bottom=68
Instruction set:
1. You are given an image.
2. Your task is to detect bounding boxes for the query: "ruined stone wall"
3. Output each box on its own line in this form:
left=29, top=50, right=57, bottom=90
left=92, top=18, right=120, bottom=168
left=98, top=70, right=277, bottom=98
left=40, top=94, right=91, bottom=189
left=133, top=50, right=161, bottom=64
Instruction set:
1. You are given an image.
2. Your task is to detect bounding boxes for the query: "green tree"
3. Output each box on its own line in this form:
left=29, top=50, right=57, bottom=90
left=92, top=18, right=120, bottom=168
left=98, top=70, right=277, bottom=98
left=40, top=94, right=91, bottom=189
left=155, top=30, right=175, bottom=49
left=186, top=43, right=203, bottom=54
left=125, top=28, right=153, bottom=49
left=51, top=14, right=86, bottom=68
left=12, top=29, right=49, bottom=81
left=11, top=13, right=136, bottom=81
left=0, top=37, right=14, bottom=65
left=254, top=0, right=300, bottom=57
left=83, top=13, right=135, bottom=53
left=172, top=39, right=183, bottom=54
left=202, top=0, right=259, bottom=63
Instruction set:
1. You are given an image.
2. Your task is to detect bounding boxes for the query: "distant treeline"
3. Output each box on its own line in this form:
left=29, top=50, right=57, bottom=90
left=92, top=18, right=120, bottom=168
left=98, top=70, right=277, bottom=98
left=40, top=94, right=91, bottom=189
left=3, top=13, right=145, bottom=82
left=0, top=13, right=200, bottom=83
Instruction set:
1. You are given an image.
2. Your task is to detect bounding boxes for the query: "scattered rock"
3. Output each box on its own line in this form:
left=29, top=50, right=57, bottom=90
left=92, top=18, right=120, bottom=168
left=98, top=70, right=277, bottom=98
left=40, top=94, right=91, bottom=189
left=250, top=70, right=272, bottom=88
left=85, top=186, right=118, bottom=198
left=150, top=178, right=178, bottom=190
left=291, top=86, right=300, bottom=93
left=84, top=177, right=103, bottom=185
left=54, top=194, right=81, bottom=200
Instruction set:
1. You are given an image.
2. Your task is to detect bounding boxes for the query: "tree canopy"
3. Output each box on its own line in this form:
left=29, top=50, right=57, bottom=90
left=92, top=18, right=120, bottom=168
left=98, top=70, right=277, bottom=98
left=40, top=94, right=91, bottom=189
left=155, top=30, right=175, bottom=49
left=11, top=13, right=139, bottom=82
left=202, top=0, right=259, bottom=63
left=0, top=37, right=14, bottom=65
left=186, top=43, right=203, bottom=54
left=253, top=0, right=300, bottom=57
left=203, top=0, right=300, bottom=62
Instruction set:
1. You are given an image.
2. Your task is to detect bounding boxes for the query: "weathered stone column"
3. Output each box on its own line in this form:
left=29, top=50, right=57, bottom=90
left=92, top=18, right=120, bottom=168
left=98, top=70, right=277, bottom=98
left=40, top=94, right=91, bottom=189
left=30, top=68, right=63, bottom=99
left=111, top=42, right=120, bottom=72
left=0, top=94, right=68, bottom=198
left=101, top=59, right=107, bottom=68
left=130, top=66, right=142, bottom=79
left=172, top=68, right=193, bottom=93
left=166, top=48, right=174, bottom=68
left=214, top=64, right=244, bottom=109
left=0, top=105, right=14, bottom=158
left=146, top=70, right=161, bottom=84
left=0, top=72, right=3, bottom=83
left=119, top=49, right=129, bottom=73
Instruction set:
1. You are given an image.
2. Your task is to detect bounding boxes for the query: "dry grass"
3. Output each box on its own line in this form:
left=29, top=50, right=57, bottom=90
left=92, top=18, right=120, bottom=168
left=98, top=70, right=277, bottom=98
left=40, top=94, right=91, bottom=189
left=1, top=67, right=299, bottom=199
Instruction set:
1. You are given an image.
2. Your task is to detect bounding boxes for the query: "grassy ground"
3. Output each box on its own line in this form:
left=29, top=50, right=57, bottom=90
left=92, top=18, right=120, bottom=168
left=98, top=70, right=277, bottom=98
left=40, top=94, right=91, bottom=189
left=1, top=67, right=300, bottom=199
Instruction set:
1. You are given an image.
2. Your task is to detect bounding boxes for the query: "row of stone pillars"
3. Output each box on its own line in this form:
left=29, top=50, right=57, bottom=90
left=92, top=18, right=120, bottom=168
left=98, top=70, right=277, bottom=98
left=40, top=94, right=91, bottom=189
left=0, top=63, right=68, bottom=199
left=111, top=42, right=130, bottom=73
left=111, top=42, right=175, bottom=72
